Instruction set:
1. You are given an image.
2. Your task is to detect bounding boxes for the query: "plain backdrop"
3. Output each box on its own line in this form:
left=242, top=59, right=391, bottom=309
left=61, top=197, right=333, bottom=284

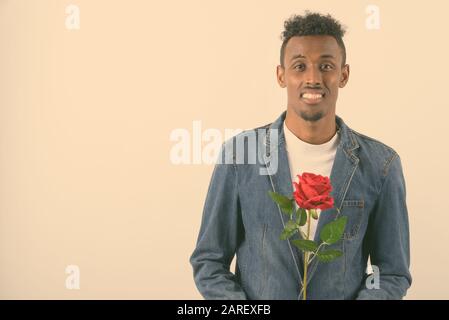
left=1, top=0, right=448, bottom=299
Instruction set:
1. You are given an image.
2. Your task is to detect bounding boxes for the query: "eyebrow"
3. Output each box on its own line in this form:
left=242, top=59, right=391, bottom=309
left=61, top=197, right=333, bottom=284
left=290, top=54, right=336, bottom=61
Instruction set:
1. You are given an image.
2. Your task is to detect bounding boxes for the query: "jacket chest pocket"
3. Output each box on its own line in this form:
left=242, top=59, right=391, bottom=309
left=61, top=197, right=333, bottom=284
left=340, top=199, right=364, bottom=240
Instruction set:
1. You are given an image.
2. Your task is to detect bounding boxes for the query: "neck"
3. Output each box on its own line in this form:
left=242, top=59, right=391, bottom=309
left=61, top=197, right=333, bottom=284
left=284, top=108, right=337, bottom=145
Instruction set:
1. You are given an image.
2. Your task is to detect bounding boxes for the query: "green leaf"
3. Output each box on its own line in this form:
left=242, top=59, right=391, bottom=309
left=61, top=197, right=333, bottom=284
left=285, top=219, right=297, bottom=229
left=319, top=216, right=348, bottom=245
left=291, top=239, right=318, bottom=252
left=280, top=227, right=298, bottom=240
left=296, top=208, right=307, bottom=226
left=268, top=191, right=293, bottom=214
left=280, top=220, right=298, bottom=240
left=310, top=209, right=319, bottom=220
left=316, top=249, right=343, bottom=262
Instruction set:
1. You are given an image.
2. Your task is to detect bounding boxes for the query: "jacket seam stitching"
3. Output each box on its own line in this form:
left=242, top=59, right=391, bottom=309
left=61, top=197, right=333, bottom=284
left=350, top=129, right=397, bottom=154
left=377, top=152, right=398, bottom=198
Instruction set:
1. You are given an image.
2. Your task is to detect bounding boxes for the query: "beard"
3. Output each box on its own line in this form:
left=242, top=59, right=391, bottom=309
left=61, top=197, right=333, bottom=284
left=295, top=108, right=324, bottom=122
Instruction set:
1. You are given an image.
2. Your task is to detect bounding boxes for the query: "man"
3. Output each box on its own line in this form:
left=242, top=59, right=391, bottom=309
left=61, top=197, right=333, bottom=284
left=190, top=12, right=411, bottom=299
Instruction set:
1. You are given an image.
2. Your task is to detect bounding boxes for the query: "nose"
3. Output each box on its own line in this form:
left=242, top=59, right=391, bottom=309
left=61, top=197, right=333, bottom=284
left=305, top=66, right=322, bottom=86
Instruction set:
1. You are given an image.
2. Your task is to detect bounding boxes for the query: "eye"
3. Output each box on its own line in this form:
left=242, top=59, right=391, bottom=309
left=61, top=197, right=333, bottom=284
left=321, top=64, right=334, bottom=71
left=294, top=64, right=305, bottom=71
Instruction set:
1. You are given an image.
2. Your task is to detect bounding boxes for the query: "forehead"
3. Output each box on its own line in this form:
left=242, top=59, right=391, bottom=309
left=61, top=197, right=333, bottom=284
left=285, top=35, right=341, bottom=60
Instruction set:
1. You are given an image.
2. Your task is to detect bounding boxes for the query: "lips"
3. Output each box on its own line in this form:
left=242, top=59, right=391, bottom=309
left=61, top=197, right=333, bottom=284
left=302, top=93, right=324, bottom=99
left=300, top=90, right=325, bottom=104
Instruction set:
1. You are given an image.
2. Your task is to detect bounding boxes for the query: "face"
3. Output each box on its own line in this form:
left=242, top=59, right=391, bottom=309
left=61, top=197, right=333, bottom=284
left=277, top=35, right=349, bottom=123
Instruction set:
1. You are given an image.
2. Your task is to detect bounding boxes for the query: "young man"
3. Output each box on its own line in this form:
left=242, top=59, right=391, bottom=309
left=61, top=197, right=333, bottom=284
left=190, top=12, right=411, bottom=299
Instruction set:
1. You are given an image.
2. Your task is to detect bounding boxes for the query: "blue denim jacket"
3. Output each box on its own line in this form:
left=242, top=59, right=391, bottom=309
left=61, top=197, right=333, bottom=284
left=190, top=111, right=412, bottom=299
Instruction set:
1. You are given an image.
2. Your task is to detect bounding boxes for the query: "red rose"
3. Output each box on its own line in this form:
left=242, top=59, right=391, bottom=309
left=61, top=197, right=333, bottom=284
left=293, top=172, right=334, bottom=210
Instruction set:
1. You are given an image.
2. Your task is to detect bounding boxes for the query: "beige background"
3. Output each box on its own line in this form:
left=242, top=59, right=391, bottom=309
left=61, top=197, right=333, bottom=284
left=0, top=0, right=448, bottom=299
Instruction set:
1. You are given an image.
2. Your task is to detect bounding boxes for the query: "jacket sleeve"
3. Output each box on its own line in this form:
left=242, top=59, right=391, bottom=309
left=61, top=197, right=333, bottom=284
left=189, top=145, right=247, bottom=299
left=356, top=154, right=412, bottom=300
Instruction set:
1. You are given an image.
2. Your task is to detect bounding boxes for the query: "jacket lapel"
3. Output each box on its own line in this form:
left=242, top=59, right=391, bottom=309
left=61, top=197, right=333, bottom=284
left=307, top=115, right=360, bottom=284
left=313, top=136, right=360, bottom=243
left=262, top=112, right=304, bottom=284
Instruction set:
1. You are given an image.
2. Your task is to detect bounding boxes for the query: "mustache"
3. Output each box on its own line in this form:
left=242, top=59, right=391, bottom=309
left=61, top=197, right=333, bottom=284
left=303, top=85, right=324, bottom=90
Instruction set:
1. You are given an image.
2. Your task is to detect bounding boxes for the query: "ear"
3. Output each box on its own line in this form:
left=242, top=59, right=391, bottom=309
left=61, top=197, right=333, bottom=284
left=276, top=65, right=286, bottom=88
left=339, top=64, right=350, bottom=88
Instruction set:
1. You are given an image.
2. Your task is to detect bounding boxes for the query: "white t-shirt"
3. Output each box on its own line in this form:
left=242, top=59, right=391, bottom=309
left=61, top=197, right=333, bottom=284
left=283, top=120, right=340, bottom=241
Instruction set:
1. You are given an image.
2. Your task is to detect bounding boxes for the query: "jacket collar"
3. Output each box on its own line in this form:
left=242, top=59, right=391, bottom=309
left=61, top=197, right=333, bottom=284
left=264, top=110, right=359, bottom=156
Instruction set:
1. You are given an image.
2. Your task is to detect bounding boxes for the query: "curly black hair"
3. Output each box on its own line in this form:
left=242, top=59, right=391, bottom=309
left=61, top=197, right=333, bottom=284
left=280, top=11, right=347, bottom=67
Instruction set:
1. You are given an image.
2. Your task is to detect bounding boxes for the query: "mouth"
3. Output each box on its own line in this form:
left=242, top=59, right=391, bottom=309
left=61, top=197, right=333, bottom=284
left=300, top=91, right=325, bottom=105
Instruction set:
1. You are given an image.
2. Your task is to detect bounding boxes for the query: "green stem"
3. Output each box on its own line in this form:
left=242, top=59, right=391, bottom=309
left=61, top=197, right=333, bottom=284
left=308, top=242, right=326, bottom=265
left=302, top=209, right=312, bottom=300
